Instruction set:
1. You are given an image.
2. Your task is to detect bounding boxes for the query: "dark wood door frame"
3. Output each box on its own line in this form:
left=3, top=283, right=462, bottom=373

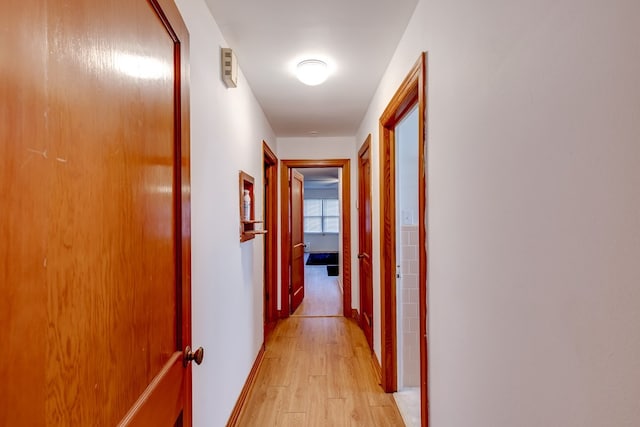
left=379, top=52, right=428, bottom=427
left=357, top=135, right=374, bottom=350
left=263, top=142, right=278, bottom=341
left=280, top=159, right=352, bottom=318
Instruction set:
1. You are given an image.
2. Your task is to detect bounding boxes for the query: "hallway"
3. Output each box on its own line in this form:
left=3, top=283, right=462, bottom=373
left=237, top=265, right=405, bottom=426
left=292, top=262, right=342, bottom=317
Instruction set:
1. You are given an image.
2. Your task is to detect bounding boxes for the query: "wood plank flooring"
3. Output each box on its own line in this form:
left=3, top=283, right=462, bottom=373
left=237, top=266, right=405, bottom=426
left=292, top=265, right=342, bottom=317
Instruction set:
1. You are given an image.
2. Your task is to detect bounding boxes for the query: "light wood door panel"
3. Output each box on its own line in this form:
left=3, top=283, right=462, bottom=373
left=290, top=169, right=305, bottom=313
left=0, top=0, right=193, bottom=425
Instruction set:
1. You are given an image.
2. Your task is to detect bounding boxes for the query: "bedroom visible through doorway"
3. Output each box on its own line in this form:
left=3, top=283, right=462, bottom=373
left=293, top=167, right=342, bottom=317
left=280, top=159, right=352, bottom=319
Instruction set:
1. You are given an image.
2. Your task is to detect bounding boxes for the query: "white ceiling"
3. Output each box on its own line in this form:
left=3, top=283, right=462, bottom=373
left=297, top=167, right=339, bottom=190
left=203, top=0, right=419, bottom=137
left=298, top=167, right=339, bottom=180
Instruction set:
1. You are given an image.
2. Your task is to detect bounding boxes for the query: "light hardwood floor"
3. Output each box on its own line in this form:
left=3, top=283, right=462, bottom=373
left=237, top=265, right=405, bottom=426
left=292, top=265, right=342, bottom=317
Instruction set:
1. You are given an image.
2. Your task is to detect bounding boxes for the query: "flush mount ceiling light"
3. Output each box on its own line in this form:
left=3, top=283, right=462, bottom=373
left=296, top=59, right=329, bottom=86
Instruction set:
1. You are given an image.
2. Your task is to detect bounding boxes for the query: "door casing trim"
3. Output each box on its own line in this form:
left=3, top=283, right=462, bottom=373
left=280, top=159, right=351, bottom=317
left=379, top=52, right=428, bottom=427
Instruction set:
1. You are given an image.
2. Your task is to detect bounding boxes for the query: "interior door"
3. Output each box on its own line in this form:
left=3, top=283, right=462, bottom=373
left=0, top=0, right=196, bottom=426
left=263, top=144, right=278, bottom=339
left=290, top=169, right=306, bottom=313
left=358, top=138, right=374, bottom=350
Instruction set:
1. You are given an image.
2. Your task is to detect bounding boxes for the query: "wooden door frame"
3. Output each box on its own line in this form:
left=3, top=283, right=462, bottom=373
left=357, top=135, right=374, bottom=348
left=280, top=159, right=351, bottom=318
left=379, top=52, right=428, bottom=427
left=263, top=142, right=278, bottom=341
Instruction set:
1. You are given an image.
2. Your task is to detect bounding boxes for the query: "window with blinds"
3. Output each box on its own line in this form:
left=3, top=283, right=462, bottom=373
left=303, top=199, right=339, bottom=233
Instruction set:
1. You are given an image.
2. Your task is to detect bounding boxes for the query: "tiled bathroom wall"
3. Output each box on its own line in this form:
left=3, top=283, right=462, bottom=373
left=400, top=224, right=420, bottom=387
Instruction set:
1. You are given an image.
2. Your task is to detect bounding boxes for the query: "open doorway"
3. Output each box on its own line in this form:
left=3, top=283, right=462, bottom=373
left=379, top=53, right=428, bottom=427
left=394, top=105, right=421, bottom=426
left=293, top=168, right=342, bottom=317
left=280, top=159, right=352, bottom=318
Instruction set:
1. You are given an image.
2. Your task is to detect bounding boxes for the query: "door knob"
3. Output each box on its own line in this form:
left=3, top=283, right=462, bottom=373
left=183, top=346, right=204, bottom=366
left=357, top=253, right=366, bottom=259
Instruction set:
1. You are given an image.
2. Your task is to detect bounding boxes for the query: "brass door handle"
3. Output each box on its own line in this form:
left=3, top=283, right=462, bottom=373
left=357, top=253, right=367, bottom=259
left=183, top=346, right=204, bottom=366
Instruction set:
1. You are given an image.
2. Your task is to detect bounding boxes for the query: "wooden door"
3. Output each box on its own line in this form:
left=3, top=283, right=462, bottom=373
left=263, top=143, right=278, bottom=339
left=290, top=169, right=305, bottom=313
left=358, top=137, right=374, bottom=350
left=0, top=0, right=195, bottom=426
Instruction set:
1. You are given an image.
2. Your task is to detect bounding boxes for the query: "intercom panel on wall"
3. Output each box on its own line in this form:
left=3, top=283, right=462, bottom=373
left=221, top=47, right=237, bottom=88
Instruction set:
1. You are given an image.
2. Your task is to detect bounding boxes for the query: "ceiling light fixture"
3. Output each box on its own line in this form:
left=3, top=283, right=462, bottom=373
left=296, top=59, right=329, bottom=86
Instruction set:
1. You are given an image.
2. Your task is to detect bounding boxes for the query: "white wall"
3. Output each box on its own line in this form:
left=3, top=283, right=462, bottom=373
left=357, top=0, right=640, bottom=425
left=304, top=233, right=339, bottom=253
left=174, top=0, right=276, bottom=425
left=278, top=137, right=360, bottom=308
left=397, top=106, right=419, bottom=226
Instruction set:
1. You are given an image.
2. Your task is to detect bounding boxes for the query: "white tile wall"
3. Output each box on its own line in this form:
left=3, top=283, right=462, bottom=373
left=400, top=225, right=420, bottom=387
